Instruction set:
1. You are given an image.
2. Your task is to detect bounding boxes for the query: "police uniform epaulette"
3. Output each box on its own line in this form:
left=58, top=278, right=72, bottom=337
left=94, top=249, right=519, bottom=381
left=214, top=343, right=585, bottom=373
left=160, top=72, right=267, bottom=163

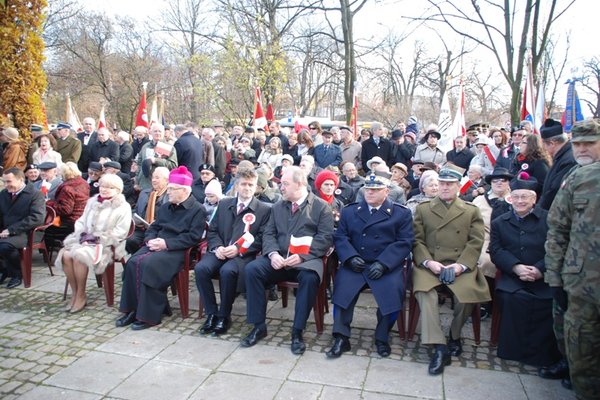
left=464, top=200, right=478, bottom=207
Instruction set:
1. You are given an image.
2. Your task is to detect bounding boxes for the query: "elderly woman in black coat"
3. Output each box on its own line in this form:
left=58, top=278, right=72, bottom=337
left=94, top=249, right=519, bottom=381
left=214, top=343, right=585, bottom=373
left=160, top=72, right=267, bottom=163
left=489, top=174, right=561, bottom=367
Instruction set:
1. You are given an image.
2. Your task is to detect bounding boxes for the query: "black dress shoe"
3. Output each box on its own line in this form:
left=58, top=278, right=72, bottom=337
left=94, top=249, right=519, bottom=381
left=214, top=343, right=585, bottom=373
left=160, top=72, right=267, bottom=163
left=291, top=331, right=306, bottom=355
left=131, top=320, right=151, bottom=331
left=0, top=272, right=8, bottom=285
left=115, top=311, right=136, bottom=327
left=538, top=358, right=569, bottom=380
left=268, top=285, right=278, bottom=301
left=212, top=317, right=230, bottom=336
left=448, top=337, right=462, bottom=356
left=428, top=345, right=451, bottom=375
left=561, top=378, right=573, bottom=390
left=375, top=340, right=391, bottom=357
left=326, top=336, right=351, bottom=359
left=240, top=326, right=267, bottom=347
left=6, top=277, right=22, bottom=289
left=199, top=314, right=217, bottom=334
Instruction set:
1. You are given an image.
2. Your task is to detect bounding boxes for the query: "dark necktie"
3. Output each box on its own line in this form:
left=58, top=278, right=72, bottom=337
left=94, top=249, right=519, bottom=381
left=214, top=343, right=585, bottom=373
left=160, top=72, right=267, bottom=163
left=238, top=203, right=245, bottom=215
left=291, top=202, right=299, bottom=214
left=371, top=208, right=377, bottom=215
left=11, top=193, right=17, bottom=202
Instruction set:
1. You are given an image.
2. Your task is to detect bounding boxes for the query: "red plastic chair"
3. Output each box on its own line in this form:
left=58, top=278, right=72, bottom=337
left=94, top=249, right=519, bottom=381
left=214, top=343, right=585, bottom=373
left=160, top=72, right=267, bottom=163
left=490, top=269, right=501, bottom=346
left=172, top=239, right=208, bottom=319
left=19, top=205, right=57, bottom=288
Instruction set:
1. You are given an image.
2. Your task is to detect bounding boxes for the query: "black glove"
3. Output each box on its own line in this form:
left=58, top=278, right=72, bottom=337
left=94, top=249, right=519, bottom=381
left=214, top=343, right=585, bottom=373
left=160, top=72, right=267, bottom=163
left=552, top=287, right=568, bottom=311
left=345, top=256, right=367, bottom=273
left=439, top=267, right=456, bottom=285
left=367, top=262, right=387, bottom=280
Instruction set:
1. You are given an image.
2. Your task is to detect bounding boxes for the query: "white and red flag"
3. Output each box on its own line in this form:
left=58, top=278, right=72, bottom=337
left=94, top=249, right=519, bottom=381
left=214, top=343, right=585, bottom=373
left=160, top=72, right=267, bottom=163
left=452, top=80, right=466, bottom=138
left=459, top=176, right=473, bottom=196
left=520, top=59, right=536, bottom=131
left=288, top=235, right=312, bottom=255
left=253, top=87, right=268, bottom=132
left=66, top=93, right=83, bottom=132
left=235, top=232, right=255, bottom=255
left=135, top=82, right=149, bottom=128
left=97, top=105, right=106, bottom=130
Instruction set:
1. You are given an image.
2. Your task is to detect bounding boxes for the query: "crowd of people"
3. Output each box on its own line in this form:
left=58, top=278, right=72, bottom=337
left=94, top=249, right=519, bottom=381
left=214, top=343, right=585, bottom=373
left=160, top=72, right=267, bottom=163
left=0, top=115, right=598, bottom=399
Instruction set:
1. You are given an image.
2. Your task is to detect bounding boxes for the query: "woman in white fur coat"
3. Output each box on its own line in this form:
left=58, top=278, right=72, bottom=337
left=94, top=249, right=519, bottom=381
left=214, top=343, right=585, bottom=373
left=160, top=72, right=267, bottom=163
left=56, top=174, right=132, bottom=313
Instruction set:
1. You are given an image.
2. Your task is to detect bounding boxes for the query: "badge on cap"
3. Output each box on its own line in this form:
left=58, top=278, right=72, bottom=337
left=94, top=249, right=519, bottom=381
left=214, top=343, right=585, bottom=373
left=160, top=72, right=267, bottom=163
left=243, top=213, right=256, bottom=232
left=521, top=163, right=529, bottom=171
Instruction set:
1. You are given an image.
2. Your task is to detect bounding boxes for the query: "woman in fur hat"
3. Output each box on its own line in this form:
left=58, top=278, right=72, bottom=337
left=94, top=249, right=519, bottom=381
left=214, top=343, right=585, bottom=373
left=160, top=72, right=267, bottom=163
left=56, top=174, right=132, bottom=313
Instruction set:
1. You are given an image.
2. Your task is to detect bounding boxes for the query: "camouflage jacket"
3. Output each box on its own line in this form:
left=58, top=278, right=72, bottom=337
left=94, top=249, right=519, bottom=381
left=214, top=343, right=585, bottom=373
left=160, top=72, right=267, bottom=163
left=545, top=162, right=600, bottom=303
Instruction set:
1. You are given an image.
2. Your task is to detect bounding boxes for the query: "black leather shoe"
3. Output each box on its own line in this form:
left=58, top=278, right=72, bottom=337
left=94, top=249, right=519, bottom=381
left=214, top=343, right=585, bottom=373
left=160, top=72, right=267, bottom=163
left=240, top=326, right=267, bottom=347
left=561, top=378, right=573, bottom=390
left=163, top=301, right=173, bottom=317
left=375, top=340, right=391, bottom=357
left=448, top=337, right=462, bottom=357
left=212, top=317, right=230, bottom=336
left=268, top=286, right=278, bottom=301
left=291, top=331, right=306, bottom=355
left=115, top=311, right=136, bottom=328
left=538, top=358, right=569, bottom=380
left=0, top=272, right=8, bottom=285
left=6, top=277, right=22, bottom=289
left=199, top=314, right=217, bottom=334
left=326, top=336, right=351, bottom=359
left=131, top=320, right=151, bottom=331
left=428, top=346, right=451, bottom=375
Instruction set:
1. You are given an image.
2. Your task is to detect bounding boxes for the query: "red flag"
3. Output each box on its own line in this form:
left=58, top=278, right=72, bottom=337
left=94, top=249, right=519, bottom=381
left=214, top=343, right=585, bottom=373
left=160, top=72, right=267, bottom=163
left=235, top=232, right=255, bottom=255
left=288, top=235, right=312, bottom=255
left=97, top=105, right=106, bottom=130
left=454, top=80, right=466, bottom=137
left=266, top=102, right=274, bottom=123
left=460, top=177, right=474, bottom=195
left=520, top=59, right=536, bottom=129
left=253, top=87, right=268, bottom=132
left=135, top=82, right=149, bottom=128
left=350, top=89, right=358, bottom=138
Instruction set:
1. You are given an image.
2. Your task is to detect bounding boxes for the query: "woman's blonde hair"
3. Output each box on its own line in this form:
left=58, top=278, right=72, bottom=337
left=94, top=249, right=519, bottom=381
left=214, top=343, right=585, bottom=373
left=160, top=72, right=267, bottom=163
left=61, top=161, right=82, bottom=180
left=99, top=173, right=124, bottom=194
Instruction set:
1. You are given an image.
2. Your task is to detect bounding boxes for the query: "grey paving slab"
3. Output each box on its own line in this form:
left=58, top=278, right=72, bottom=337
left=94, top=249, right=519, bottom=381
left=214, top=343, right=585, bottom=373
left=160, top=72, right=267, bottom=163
left=219, top=344, right=298, bottom=379
left=274, top=380, right=322, bottom=400
left=289, top=350, right=369, bottom=389
left=362, top=392, right=429, bottom=400
left=156, top=335, right=238, bottom=369
left=319, top=385, right=362, bottom=400
left=109, top=360, right=208, bottom=400
left=18, top=385, right=102, bottom=400
left=364, top=358, right=443, bottom=399
left=189, top=371, right=282, bottom=400
left=0, top=311, right=28, bottom=328
left=44, top=351, right=146, bottom=395
left=97, top=329, right=180, bottom=359
left=443, top=366, right=528, bottom=400
left=519, top=373, right=577, bottom=400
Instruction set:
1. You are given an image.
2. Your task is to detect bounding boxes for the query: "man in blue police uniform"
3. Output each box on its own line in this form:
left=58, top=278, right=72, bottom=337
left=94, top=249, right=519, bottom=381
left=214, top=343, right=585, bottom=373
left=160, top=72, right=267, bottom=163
left=326, top=170, right=414, bottom=358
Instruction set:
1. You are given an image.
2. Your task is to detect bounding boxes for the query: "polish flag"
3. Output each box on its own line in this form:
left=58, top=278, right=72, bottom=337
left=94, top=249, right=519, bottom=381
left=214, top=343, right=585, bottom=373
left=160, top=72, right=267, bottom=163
left=288, top=235, right=312, bottom=255
left=40, top=180, right=51, bottom=196
left=452, top=80, right=466, bottom=137
left=135, top=82, right=149, bottom=128
left=235, top=232, right=255, bottom=255
left=97, top=105, right=106, bottom=130
left=266, top=101, right=275, bottom=123
left=483, top=146, right=497, bottom=166
left=253, top=87, right=268, bottom=132
left=460, top=177, right=473, bottom=196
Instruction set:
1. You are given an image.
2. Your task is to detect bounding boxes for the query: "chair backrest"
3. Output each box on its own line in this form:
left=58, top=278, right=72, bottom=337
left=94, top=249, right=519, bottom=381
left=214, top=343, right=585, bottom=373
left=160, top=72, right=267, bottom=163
left=37, top=205, right=57, bottom=232
left=126, top=220, right=135, bottom=238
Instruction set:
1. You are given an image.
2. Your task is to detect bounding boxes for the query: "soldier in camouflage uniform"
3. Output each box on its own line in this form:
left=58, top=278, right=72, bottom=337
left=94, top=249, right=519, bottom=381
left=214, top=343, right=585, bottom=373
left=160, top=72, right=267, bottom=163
left=545, top=119, right=600, bottom=400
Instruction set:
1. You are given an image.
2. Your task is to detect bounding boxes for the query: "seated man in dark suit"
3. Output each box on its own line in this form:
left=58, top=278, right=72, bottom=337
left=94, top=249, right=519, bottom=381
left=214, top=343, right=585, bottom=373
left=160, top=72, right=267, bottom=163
left=115, top=166, right=206, bottom=330
left=0, top=168, right=46, bottom=288
left=241, top=166, right=334, bottom=354
left=195, top=167, right=271, bottom=336
left=326, top=171, right=414, bottom=358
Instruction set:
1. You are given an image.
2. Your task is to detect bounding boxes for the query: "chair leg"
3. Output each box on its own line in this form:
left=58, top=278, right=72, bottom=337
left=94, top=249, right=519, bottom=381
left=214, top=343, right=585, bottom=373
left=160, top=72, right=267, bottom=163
left=407, top=292, right=420, bottom=340
left=396, top=306, right=406, bottom=340
left=490, top=302, right=501, bottom=347
left=280, top=286, right=289, bottom=308
left=20, top=248, right=33, bottom=288
left=102, top=263, right=115, bottom=307
left=177, top=271, right=189, bottom=319
left=471, top=304, right=481, bottom=345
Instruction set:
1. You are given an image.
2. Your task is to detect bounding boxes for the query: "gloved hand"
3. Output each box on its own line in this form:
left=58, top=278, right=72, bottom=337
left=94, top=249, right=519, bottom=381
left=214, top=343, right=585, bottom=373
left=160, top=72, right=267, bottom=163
left=367, top=262, right=387, bottom=280
left=551, top=287, right=568, bottom=311
left=439, top=267, right=456, bottom=285
left=345, top=256, right=367, bottom=273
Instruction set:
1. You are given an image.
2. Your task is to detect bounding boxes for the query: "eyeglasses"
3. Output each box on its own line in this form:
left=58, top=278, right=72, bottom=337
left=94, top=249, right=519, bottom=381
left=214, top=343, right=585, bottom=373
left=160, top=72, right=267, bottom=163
left=511, top=194, right=534, bottom=201
left=309, top=126, right=317, bottom=130
left=512, top=133, right=523, bottom=137
left=491, top=178, right=508, bottom=183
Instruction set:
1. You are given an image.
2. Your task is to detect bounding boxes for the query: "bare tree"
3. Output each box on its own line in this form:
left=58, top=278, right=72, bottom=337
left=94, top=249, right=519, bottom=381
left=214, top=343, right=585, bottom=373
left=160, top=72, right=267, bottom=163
left=581, top=56, right=600, bottom=118
left=410, top=0, right=575, bottom=125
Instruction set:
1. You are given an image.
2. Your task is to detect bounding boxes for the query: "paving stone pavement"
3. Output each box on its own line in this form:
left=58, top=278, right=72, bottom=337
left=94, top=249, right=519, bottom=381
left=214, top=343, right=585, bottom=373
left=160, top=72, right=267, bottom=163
left=0, top=256, right=576, bottom=399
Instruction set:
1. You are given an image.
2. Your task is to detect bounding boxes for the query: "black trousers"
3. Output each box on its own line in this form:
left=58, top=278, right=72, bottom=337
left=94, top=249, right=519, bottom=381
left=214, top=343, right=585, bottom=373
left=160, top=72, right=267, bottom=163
left=333, top=284, right=395, bottom=343
left=195, top=252, right=241, bottom=318
left=245, top=256, right=319, bottom=331
left=0, top=242, right=21, bottom=278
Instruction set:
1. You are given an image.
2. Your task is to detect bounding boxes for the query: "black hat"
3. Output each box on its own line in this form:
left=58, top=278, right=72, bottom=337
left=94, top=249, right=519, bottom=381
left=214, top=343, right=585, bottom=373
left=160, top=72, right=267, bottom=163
left=103, top=161, right=121, bottom=170
left=391, top=129, right=403, bottom=139
left=420, top=162, right=438, bottom=172
left=510, top=172, right=538, bottom=192
left=424, top=130, right=441, bottom=140
left=38, top=162, right=57, bottom=170
left=56, top=122, right=71, bottom=130
left=540, top=119, right=563, bottom=140
left=24, top=163, right=39, bottom=172
left=339, top=125, right=352, bottom=132
left=199, top=163, right=215, bottom=173
left=30, top=124, right=43, bottom=133
left=412, top=159, right=424, bottom=166
left=229, top=158, right=240, bottom=166
left=321, top=130, right=333, bottom=137
left=485, top=167, right=514, bottom=184
left=88, top=162, right=102, bottom=172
